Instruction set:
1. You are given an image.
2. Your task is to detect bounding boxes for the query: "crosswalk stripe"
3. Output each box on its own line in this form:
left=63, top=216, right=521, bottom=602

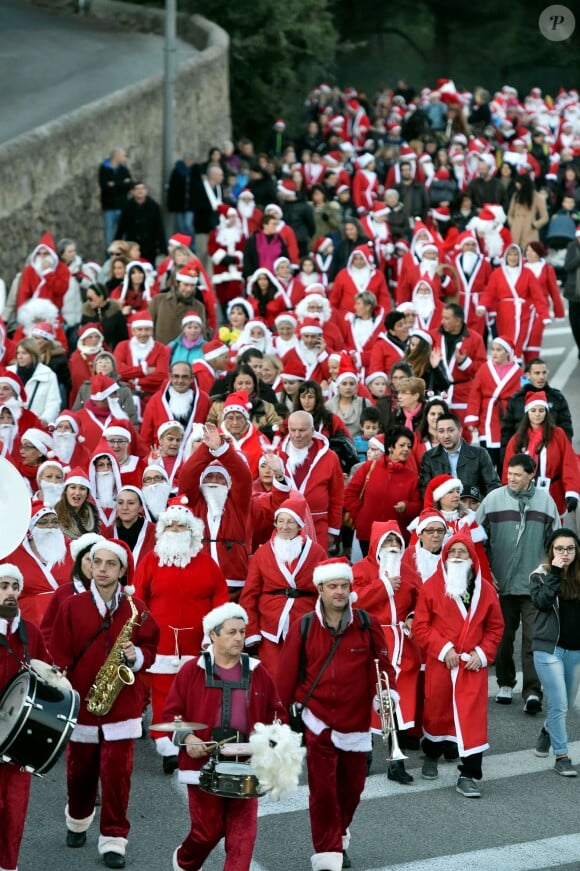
left=551, top=344, right=579, bottom=392
left=369, top=833, right=580, bottom=870
left=537, top=346, right=566, bottom=356
left=543, top=326, right=573, bottom=337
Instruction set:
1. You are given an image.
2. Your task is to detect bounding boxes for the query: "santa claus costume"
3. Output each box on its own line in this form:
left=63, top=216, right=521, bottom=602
left=218, top=390, right=272, bottom=478
left=0, top=563, right=50, bottom=871
left=68, top=324, right=106, bottom=404
left=192, top=339, right=230, bottom=396
left=74, top=375, right=146, bottom=456
left=330, top=245, right=391, bottom=315
left=429, top=322, right=487, bottom=423
left=450, top=233, right=492, bottom=336
left=342, top=303, right=386, bottom=374
left=87, top=439, right=124, bottom=536
left=208, top=205, right=247, bottom=310
left=113, top=313, right=170, bottom=407
left=49, top=540, right=159, bottom=866
left=523, top=243, right=565, bottom=360
left=413, top=531, right=504, bottom=786
left=467, top=205, right=512, bottom=264
left=236, top=189, right=263, bottom=239
left=464, top=337, right=522, bottom=452
left=16, top=231, right=70, bottom=311
left=352, top=153, right=380, bottom=214
left=240, top=497, right=325, bottom=676
left=139, top=377, right=211, bottom=453
left=360, top=202, right=394, bottom=273
left=134, top=499, right=228, bottom=762
left=51, top=412, right=92, bottom=469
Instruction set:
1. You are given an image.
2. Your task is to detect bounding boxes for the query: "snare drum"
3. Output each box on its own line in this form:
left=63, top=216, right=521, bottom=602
left=0, top=669, right=79, bottom=776
left=199, top=759, right=261, bottom=798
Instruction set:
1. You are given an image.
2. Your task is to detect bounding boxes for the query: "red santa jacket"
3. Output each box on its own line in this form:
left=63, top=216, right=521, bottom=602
left=134, top=549, right=229, bottom=673
left=277, top=433, right=344, bottom=542
left=140, top=381, right=211, bottom=450
left=73, top=406, right=148, bottom=457
left=69, top=350, right=101, bottom=405
left=218, top=422, right=271, bottom=479
left=113, top=338, right=170, bottom=401
left=0, top=614, right=49, bottom=691
left=330, top=262, right=391, bottom=315
left=5, top=538, right=73, bottom=627
left=502, top=426, right=580, bottom=515
left=178, top=442, right=253, bottom=590
left=49, top=585, right=159, bottom=729
left=342, top=308, right=386, bottom=372
left=240, top=533, right=325, bottom=645
left=478, top=263, right=549, bottom=357
left=451, top=251, right=492, bottom=333
left=368, top=332, right=405, bottom=376
left=352, top=168, right=380, bottom=213
left=344, top=456, right=422, bottom=543
left=430, top=326, right=487, bottom=418
left=208, top=226, right=246, bottom=303
left=250, top=478, right=292, bottom=552
left=17, top=233, right=70, bottom=311
left=464, top=359, right=523, bottom=447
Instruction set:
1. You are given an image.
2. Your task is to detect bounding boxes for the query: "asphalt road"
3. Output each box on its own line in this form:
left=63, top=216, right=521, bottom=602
left=0, top=0, right=193, bottom=145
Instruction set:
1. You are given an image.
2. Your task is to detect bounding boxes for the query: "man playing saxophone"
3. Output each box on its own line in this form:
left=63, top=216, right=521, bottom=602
left=50, top=539, right=159, bottom=869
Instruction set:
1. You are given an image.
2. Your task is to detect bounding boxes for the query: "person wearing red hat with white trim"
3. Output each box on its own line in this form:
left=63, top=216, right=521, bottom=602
left=214, top=389, right=271, bottom=477
left=72, top=374, right=145, bottom=456
left=351, top=152, right=380, bottom=214
left=134, top=496, right=228, bottom=772
left=277, top=557, right=397, bottom=871
left=50, top=538, right=159, bottom=868
left=236, top=188, right=263, bottom=239
left=413, top=530, right=503, bottom=798
left=466, top=203, right=512, bottom=264
left=0, top=561, right=51, bottom=871
left=330, top=245, right=391, bottom=315
left=5, top=500, right=73, bottom=625
left=360, top=202, right=394, bottom=271
left=448, top=234, right=491, bottom=337
left=192, top=339, right=230, bottom=395
left=395, top=242, right=451, bottom=308
left=208, top=204, right=247, bottom=316
left=68, top=324, right=106, bottom=404
left=113, top=313, right=170, bottom=410
left=240, top=495, right=326, bottom=676
left=87, top=440, right=123, bottom=535
left=140, top=359, right=212, bottom=451
left=103, top=423, right=146, bottom=488
left=109, top=260, right=153, bottom=316
left=295, top=319, right=331, bottom=384
left=179, top=422, right=253, bottom=598
left=16, top=231, right=70, bottom=311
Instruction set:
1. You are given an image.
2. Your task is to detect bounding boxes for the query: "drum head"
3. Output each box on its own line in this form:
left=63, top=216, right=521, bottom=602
left=0, top=672, right=30, bottom=745
left=30, top=660, right=73, bottom=692
left=214, top=762, right=255, bottom=775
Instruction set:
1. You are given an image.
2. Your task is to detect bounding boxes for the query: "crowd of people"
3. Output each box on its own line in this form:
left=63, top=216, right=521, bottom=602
left=1, top=75, right=580, bottom=871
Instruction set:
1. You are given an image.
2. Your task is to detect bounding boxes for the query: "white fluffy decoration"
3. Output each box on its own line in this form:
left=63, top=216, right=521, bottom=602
left=249, top=721, right=305, bottom=801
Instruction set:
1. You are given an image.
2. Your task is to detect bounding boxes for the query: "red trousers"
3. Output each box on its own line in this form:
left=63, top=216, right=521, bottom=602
left=176, top=785, right=257, bottom=871
left=305, top=728, right=367, bottom=855
left=67, top=739, right=134, bottom=837
left=0, top=764, right=31, bottom=870
left=256, top=638, right=281, bottom=679
left=151, top=673, right=178, bottom=750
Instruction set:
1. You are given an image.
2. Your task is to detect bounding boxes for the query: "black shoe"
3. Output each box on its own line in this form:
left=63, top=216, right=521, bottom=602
left=66, top=830, right=86, bottom=848
left=524, top=695, right=542, bottom=715
left=365, top=750, right=373, bottom=775
left=443, top=740, right=459, bottom=761
left=388, top=760, right=414, bottom=784
left=342, top=850, right=352, bottom=869
left=163, top=755, right=179, bottom=775
left=104, top=852, right=126, bottom=869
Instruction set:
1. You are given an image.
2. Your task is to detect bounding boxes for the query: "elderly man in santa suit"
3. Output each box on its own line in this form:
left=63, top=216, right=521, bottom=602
left=411, top=280, right=444, bottom=332
left=401, top=508, right=448, bottom=584
left=16, top=231, right=70, bottom=310
left=413, top=530, right=503, bottom=798
left=277, top=411, right=344, bottom=550
left=141, top=463, right=172, bottom=521
left=5, top=501, right=73, bottom=625
left=330, top=245, right=391, bottom=315
left=88, top=440, right=124, bottom=535
left=208, top=204, right=246, bottom=316
left=236, top=188, right=263, bottom=238
left=113, top=313, right=170, bottom=410
left=73, top=374, right=145, bottom=455
left=467, top=204, right=512, bottom=265
left=295, top=288, right=345, bottom=351
left=179, top=422, right=253, bottom=599
left=216, top=389, right=272, bottom=477
left=353, top=520, right=422, bottom=785
left=295, top=320, right=331, bottom=383
left=103, top=423, right=146, bottom=487
left=140, top=359, right=211, bottom=449
left=134, top=495, right=229, bottom=773
left=51, top=411, right=91, bottom=468
left=450, top=233, right=491, bottom=336
left=240, top=495, right=325, bottom=676
left=0, top=562, right=51, bottom=871
left=395, top=242, right=451, bottom=306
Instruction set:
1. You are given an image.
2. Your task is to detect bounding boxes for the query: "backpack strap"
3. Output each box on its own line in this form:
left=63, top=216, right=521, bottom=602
left=298, top=611, right=314, bottom=684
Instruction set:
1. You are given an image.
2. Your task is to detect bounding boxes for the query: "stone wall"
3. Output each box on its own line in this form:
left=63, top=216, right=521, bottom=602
left=0, top=0, right=230, bottom=284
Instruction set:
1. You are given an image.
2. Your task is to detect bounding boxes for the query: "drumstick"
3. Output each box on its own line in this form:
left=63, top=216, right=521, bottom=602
left=176, top=735, right=238, bottom=748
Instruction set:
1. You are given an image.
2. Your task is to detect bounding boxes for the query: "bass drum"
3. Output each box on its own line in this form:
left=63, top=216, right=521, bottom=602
left=0, top=669, right=79, bottom=776
left=199, top=759, right=262, bottom=798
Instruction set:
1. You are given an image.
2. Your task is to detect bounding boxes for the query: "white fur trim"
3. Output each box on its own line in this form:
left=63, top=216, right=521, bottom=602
left=65, top=805, right=95, bottom=833
left=98, top=835, right=127, bottom=857
left=178, top=769, right=201, bottom=785
left=342, top=829, right=351, bottom=851
left=155, top=736, right=177, bottom=757
left=102, top=425, right=130, bottom=440
left=69, top=533, right=105, bottom=562
left=101, top=718, right=142, bottom=741
left=312, top=562, right=353, bottom=586
left=416, top=514, right=447, bottom=534
left=202, top=602, right=248, bottom=636
left=129, top=646, right=144, bottom=672
left=273, top=507, right=305, bottom=528
left=524, top=396, right=549, bottom=413
left=147, top=653, right=194, bottom=674
left=69, top=724, right=99, bottom=743
left=474, top=645, right=488, bottom=668
left=438, top=641, right=454, bottom=662
left=311, top=852, right=343, bottom=871
left=0, top=563, right=23, bottom=591
left=90, top=540, right=127, bottom=567
left=432, top=477, right=462, bottom=504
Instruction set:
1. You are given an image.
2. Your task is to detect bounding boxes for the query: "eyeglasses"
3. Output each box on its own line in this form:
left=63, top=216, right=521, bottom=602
left=35, top=518, right=59, bottom=528
left=422, top=528, right=445, bottom=536
left=554, top=546, right=576, bottom=554
left=20, top=443, right=38, bottom=451
left=106, top=439, right=129, bottom=447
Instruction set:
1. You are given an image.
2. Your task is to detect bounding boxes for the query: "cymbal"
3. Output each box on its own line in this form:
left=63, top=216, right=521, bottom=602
left=150, top=718, right=207, bottom=732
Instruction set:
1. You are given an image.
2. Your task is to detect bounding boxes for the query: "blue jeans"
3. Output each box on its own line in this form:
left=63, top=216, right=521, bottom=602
left=102, top=208, right=122, bottom=250
left=533, top=647, right=580, bottom=756
left=173, top=211, right=195, bottom=245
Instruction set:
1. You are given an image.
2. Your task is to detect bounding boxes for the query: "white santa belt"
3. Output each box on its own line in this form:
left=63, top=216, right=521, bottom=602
left=226, top=578, right=245, bottom=588
left=70, top=718, right=142, bottom=743
left=147, top=654, right=195, bottom=674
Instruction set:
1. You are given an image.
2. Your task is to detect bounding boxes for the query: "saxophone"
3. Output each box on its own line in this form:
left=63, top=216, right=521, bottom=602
left=86, top=593, right=140, bottom=716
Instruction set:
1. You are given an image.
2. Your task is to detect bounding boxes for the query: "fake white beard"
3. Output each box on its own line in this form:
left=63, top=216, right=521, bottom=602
left=32, top=527, right=67, bottom=564
left=107, top=396, right=128, bottom=420
left=0, top=423, right=17, bottom=454
left=237, top=200, right=254, bottom=218
left=142, top=481, right=171, bottom=520
left=414, top=241, right=426, bottom=259
left=378, top=546, right=402, bottom=579
left=216, top=224, right=242, bottom=248
left=482, top=229, right=503, bottom=260
left=272, top=533, right=304, bottom=565
left=461, top=251, right=478, bottom=274
left=130, top=336, right=154, bottom=362
left=168, top=386, right=194, bottom=418
left=414, top=294, right=435, bottom=322
left=154, top=530, right=194, bottom=568
left=415, top=543, right=441, bottom=581
left=200, top=483, right=229, bottom=517
left=350, top=264, right=371, bottom=291
left=40, top=482, right=65, bottom=508
left=78, top=338, right=103, bottom=357
left=298, top=342, right=318, bottom=367
left=420, top=259, right=438, bottom=279
left=286, top=442, right=309, bottom=473
left=248, top=336, right=267, bottom=353
left=96, top=471, right=116, bottom=508
left=2, top=398, right=21, bottom=423
left=444, top=558, right=473, bottom=599
left=52, top=431, right=76, bottom=463
left=275, top=336, right=298, bottom=356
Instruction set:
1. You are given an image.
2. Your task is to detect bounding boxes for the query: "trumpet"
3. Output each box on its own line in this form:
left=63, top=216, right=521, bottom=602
left=374, top=659, right=407, bottom=761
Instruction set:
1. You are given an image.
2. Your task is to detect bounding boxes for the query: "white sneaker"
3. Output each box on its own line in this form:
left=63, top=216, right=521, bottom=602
left=495, top=686, right=513, bottom=704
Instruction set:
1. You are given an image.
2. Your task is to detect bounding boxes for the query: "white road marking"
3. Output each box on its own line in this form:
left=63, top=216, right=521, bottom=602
left=551, top=344, right=579, bottom=392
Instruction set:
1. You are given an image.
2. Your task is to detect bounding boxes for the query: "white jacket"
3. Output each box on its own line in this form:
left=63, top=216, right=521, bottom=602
left=8, top=363, right=62, bottom=424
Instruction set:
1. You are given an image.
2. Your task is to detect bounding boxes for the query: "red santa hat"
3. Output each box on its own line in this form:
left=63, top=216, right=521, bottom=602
left=22, top=428, right=54, bottom=457
left=217, top=203, right=238, bottom=221
left=492, top=336, right=514, bottom=358
left=0, top=563, right=24, bottom=591
left=227, top=296, right=254, bottom=321
left=35, top=459, right=65, bottom=485
left=103, top=424, right=131, bottom=442
left=222, top=389, right=252, bottom=420
left=278, top=179, right=297, bottom=199
left=157, top=494, right=203, bottom=533
left=203, top=602, right=248, bottom=637
left=368, top=434, right=385, bottom=453
left=311, top=237, right=333, bottom=254
left=398, top=144, right=416, bottom=161
left=90, top=374, right=119, bottom=401
left=365, top=371, right=388, bottom=386
left=31, top=321, right=56, bottom=342
left=181, top=311, right=203, bottom=327
left=328, top=114, right=345, bottom=129
left=575, top=224, right=580, bottom=239
left=524, top=390, right=549, bottom=412
left=168, top=232, right=193, bottom=249
left=274, top=496, right=307, bottom=529
left=78, top=324, right=104, bottom=341
left=431, top=205, right=451, bottom=222
left=128, top=312, right=154, bottom=330
left=237, top=189, right=255, bottom=201
left=483, top=203, right=507, bottom=225
left=336, top=183, right=351, bottom=195
left=410, top=328, right=433, bottom=346
left=0, top=369, right=25, bottom=402
left=312, top=557, right=353, bottom=586
left=176, top=266, right=200, bottom=286
left=455, top=231, right=480, bottom=252
left=157, top=420, right=184, bottom=441
left=375, top=519, right=405, bottom=552
left=348, top=245, right=375, bottom=269
left=357, top=153, right=375, bottom=169
left=64, top=466, right=92, bottom=491
left=335, top=352, right=359, bottom=385
left=203, top=339, right=229, bottom=361
left=281, top=351, right=307, bottom=381
left=299, top=318, right=323, bottom=337
left=143, top=462, right=169, bottom=484
left=273, top=118, right=286, bottom=130
left=29, top=500, right=57, bottom=529
left=416, top=508, right=448, bottom=535
left=274, top=312, right=297, bottom=328
left=53, top=412, right=82, bottom=438
left=70, top=532, right=106, bottom=562
left=90, top=537, right=135, bottom=590
left=425, top=474, right=463, bottom=508
left=199, top=461, right=232, bottom=487
left=371, top=201, right=389, bottom=218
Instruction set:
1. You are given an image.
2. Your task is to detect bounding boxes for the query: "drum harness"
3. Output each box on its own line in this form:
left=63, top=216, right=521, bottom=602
left=0, top=619, right=31, bottom=670
left=202, top=650, right=250, bottom=745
